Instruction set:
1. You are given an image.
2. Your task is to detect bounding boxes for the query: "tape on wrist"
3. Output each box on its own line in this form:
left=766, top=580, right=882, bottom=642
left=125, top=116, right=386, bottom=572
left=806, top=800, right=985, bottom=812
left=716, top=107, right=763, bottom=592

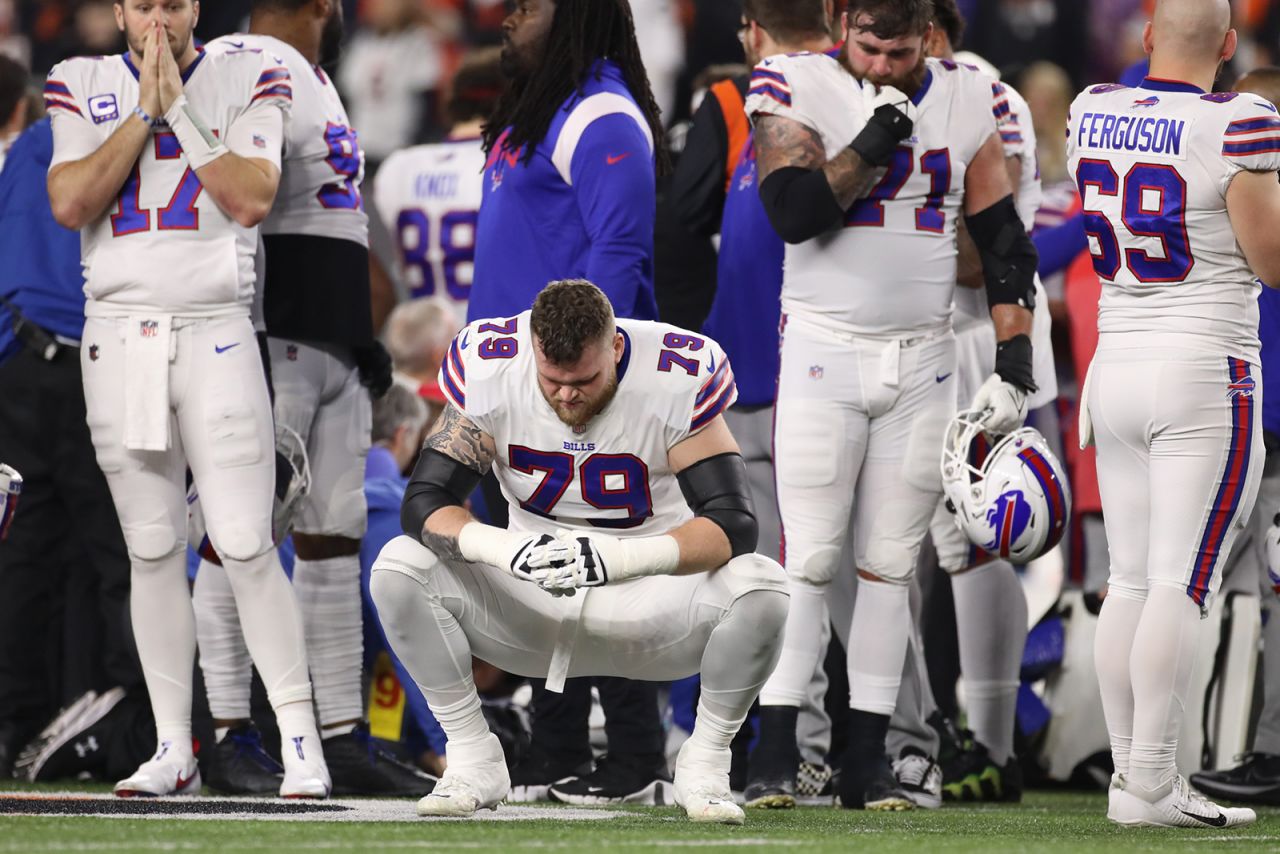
left=164, top=95, right=228, bottom=170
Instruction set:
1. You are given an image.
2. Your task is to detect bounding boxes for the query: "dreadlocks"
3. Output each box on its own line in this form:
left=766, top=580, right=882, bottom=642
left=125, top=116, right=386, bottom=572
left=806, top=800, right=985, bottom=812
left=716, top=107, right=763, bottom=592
left=483, top=0, right=670, bottom=174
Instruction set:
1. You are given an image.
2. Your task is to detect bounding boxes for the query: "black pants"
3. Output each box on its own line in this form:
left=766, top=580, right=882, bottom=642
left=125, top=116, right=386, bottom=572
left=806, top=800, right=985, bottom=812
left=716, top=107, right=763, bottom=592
left=0, top=347, right=141, bottom=740
left=529, top=677, right=665, bottom=762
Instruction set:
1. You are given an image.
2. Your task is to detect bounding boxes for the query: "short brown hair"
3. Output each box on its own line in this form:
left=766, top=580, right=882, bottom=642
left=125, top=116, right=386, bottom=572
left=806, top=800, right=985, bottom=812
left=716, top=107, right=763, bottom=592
left=742, top=0, right=829, bottom=44
left=531, top=280, right=616, bottom=365
left=848, top=0, right=935, bottom=39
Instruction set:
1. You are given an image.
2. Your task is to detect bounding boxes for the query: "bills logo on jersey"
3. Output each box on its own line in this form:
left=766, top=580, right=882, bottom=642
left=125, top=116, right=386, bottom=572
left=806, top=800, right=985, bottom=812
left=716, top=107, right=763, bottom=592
left=1132, top=96, right=1159, bottom=109
left=89, top=93, right=118, bottom=124
left=139, top=320, right=158, bottom=338
left=1227, top=375, right=1257, bottom=399
left=982, top=489, right=1033, bottom=557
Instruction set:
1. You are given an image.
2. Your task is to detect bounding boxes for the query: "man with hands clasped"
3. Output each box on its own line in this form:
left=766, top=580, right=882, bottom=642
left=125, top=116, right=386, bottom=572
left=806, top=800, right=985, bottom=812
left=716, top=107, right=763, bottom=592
left=47, top=0, right=327, bottom=799
left=370, top=280, right=788, bottom=825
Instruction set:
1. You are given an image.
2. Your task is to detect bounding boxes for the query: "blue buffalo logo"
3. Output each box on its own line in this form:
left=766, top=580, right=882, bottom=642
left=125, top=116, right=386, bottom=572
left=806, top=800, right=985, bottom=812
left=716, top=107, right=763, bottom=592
left=982, top=489, right=1033, bottom=555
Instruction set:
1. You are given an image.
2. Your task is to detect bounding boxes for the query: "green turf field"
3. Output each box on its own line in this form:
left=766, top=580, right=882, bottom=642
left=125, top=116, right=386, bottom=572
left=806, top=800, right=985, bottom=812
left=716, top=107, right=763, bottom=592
left=0, top=783, right=1276, bottom=853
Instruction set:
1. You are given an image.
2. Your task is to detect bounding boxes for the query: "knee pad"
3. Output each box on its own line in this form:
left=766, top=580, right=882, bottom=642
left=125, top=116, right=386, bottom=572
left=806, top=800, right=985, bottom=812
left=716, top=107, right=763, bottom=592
left=127, top=523, right=181, bottom=562
left=731, top=586, right=791, bottom=637
left=210, top=525, right=268, bottom=562
left=721, top=551, right=789, bottom=597
left=371, top=534, right=442, bottom=589
left=790, top=545, right=841, bottom=585
left=930, top=507, right=974, bottom=574
left=863, top=534, right=919, bottom=585
left=776, top=402, right=844, bottom=490
left=207, top=399, right=265, bottom=470
left=902, top=400, right=950, bottom=492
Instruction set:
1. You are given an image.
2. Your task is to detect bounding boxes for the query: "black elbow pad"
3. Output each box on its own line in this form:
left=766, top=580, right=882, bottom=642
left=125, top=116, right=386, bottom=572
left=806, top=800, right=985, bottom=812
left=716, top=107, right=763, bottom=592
left=759, top=166, right=846, bottom=244
left=965, top=195, right=1038, bottom=310
left=400, top=449, right=483, bottom=544
left=677, top=452, right=758, bottom=558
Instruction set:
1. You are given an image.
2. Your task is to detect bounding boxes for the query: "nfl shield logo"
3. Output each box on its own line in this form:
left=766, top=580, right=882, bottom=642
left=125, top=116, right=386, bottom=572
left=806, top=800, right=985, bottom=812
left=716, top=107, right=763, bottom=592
left=286, top=345, right=299, bottom=362
left=809, top=365, right=824, bottom=380
left=140, top=320, right=158, bottom=338
left=253, top=134, right=267, bottom=149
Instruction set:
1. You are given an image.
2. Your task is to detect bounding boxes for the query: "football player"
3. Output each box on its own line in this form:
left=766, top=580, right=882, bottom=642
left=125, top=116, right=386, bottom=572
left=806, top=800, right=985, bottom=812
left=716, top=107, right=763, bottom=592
left=744, top=0, right=1038, bottom=809
left=370, top=280, right=788, bottom=825
left=46, top=0, right=326, bottom=797
left=1068, top=0, right=1280, bottom=828
left=374, top=47, right=503, bottom=319
left=193, top=0, right=424, bottom=796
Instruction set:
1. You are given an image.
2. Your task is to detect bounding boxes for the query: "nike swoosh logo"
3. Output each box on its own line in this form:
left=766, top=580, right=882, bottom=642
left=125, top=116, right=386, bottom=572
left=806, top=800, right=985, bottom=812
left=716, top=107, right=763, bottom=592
left=606, top=153, right=632, bottom=165
left=228, top=40, right=245, bottom=48
left=460, top=331, right=470, bottom=350
left=936, top=373, right=952, bottom=383
left=215, top=343, right=240, bottom=354
left=1178, top=808, right=1228, bottom=827
left=176, top=771, right=197, bottom=790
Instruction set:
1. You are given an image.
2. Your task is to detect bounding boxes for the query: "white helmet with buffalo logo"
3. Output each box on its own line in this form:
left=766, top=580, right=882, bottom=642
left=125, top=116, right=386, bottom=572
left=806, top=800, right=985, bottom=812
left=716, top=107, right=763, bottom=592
left=940, top=411, right=1071, bottom=564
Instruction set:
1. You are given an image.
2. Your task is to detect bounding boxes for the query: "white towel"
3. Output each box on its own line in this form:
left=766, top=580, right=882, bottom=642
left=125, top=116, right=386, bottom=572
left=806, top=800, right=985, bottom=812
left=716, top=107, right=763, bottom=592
left=545, top=591, right=589, bottom=694
left=123, top=315, right=173, bottom=451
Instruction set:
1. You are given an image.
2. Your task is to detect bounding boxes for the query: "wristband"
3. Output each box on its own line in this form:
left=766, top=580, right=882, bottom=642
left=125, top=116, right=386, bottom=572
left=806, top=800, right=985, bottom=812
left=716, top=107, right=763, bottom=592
left=613, top=535, right=681, bottom=581
left=164, top=94, right=229, bottom=170
left=994, top=334, right=1037, bottom=394
left=849, top=104, right=913, bottom=168
left=458, top=521, right=527, bottom=569
left=131, top=105, right=157, bottom=127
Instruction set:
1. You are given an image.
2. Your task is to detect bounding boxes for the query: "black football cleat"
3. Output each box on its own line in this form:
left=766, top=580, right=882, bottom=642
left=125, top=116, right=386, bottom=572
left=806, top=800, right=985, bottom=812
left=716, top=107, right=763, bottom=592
left=839, top=753, right=915, bottom=811
left=1190, top=753, right=1280, bottom=806
left=204, top=723, right=284, bottom=795
left=743, top=706, right=800, bottom=809
left=508, top=746, right=593, bottom=803
left=548, top=752, right=672, bottom=805
left=323, top=723, right=437, bottom=797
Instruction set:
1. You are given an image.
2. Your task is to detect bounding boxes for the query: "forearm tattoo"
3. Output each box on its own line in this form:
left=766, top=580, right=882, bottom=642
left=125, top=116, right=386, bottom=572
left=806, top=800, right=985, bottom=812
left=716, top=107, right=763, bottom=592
left=422, top=530, right=465, bottom=562
left=756, top=115, right=879, bottom=210
left=422, top=404, right=496, bottom=474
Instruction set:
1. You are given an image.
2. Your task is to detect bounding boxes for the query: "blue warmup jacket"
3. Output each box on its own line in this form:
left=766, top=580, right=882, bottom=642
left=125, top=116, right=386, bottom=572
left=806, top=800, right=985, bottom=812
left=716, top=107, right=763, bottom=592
left=470, top=61, right=658, bottom=322
left=0, top=119, right=86, bottom=365
left=702, top=134, right=784, bottom=407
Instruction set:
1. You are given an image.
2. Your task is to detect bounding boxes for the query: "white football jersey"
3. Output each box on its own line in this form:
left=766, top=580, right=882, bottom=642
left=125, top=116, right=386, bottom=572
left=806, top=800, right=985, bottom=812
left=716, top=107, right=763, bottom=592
left=1067, top=80, right=1280, bottom=361
left=47, top=49, right=290, bottom=315
left=438, top=312, right=737, bottom=537
left=745, top=54, right=998, bottom=338
left=206, top=34, right=368, bottom=247
left=374, top=137, right=485, bottom=314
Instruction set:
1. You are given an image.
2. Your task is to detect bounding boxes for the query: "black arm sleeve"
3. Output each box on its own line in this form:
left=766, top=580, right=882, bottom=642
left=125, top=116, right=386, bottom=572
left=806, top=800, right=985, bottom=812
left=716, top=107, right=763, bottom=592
left=964, top=195, right=1038, bottom=311
left=677, top=452, right=758, bottom=558
left=758, top=166, right=846, bottom=245
left=670, top=92, right=732, bottom=238
left=400, top=449, right=484, bottom=545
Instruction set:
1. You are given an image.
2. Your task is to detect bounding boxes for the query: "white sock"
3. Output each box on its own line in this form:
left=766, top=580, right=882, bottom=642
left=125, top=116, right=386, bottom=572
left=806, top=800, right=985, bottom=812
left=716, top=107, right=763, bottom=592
left=847, top=578, right=910, bottom=715
left=192, top=559, right=252, bottom=722
left=691, top=587, right=789, bottom=752
left=1094, top=589, right=1145, bottom=778
left=759, top=578, right=826, bottom=707
left=292, top=554, right=365, bottom=733
left=222, top=549, right=314, bottom=713
left=369, top=565, right=491, bottom=748
left=1128, top=585, right=1202, bottom=799
left=130, top=550, right=196, bottom=749
left=952, top=560, right=1027, bottom=764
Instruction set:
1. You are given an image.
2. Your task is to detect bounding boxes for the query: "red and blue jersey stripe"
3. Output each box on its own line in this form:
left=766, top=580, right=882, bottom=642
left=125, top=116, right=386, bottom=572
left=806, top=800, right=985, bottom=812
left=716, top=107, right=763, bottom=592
left=1188, top=358, right=1256, bottom=606
left=749, top=67, right=792, bottom=107
left=690, top=355, right=736, bottom=433
left=438, top=334, right=467, bottom=409
left=43, top=80, right=81, bottom=115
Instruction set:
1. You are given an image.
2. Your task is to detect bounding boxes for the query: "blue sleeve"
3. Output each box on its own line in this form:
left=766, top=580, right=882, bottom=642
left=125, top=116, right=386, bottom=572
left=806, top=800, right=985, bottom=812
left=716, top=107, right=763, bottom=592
left=570, top=113, right=657, bottom=320
left=1033, top=212, right=1089, bottom=278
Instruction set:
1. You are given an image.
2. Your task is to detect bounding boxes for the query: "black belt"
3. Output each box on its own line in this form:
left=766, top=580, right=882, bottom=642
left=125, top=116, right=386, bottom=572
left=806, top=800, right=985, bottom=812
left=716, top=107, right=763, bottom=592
left=0, top=295, right=78, bottom=361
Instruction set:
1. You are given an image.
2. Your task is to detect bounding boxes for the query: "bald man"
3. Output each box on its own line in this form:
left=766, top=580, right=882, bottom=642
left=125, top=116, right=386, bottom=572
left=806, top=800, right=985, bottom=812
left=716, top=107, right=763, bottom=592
left=1067, top=0, right=1280, bottom=829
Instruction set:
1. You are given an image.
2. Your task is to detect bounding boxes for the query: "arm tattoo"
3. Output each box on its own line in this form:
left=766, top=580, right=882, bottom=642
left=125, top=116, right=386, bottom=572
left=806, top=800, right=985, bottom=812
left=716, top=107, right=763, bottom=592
left=422, top=530, right=465, bottom=562
left=755, top=114, right=879, bottom=211
left=422, top=404, right=497, bottom=474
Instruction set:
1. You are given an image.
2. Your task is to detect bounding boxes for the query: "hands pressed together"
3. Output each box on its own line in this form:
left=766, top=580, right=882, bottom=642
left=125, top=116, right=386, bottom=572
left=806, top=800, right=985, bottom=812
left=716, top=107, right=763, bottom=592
left=509, top=529, right=615, bottom=597
left=136, top=21, right=184, bottom=122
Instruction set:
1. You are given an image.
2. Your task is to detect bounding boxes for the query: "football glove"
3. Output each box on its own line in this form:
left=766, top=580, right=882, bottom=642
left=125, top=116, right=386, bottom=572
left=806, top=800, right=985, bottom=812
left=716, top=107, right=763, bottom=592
left=969, top=374, right=1027, bottom=437
left=457, top=524, right=572, bottom=584
left=850, top=84, right=917, bottom=167
left=534, top=529, right=680, bottom=593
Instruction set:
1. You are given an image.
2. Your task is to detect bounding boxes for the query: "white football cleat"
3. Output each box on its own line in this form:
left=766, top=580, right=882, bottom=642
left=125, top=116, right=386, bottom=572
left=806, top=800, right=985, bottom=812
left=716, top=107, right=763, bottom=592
left=1106, top=772, right=1126, bottom=822
left=1109, top=774, right=1256, bottom=828
left=114, top=741, right=201, bottom=797
left=417, top=733, right=510, bottom=817
left=672, top=740, right=745, bottom=825
left=893, top=748, right=942, bottom=809
left=279, top=733, right=331, bottom=799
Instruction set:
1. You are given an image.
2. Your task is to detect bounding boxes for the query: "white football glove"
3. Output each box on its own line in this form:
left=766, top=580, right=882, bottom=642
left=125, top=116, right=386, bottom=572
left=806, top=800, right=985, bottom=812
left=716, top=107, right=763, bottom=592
left=866, top=84, right=918, bottom=127
left=457, top=523, right=572, bottom=584
left=534, top=529, right=681, bottom=594
left=969, top=373, right=1028, bottom=437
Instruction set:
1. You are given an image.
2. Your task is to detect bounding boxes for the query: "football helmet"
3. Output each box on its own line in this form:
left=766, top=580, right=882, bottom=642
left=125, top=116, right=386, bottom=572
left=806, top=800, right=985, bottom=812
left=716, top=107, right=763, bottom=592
left=940, top=411, right=1071, bottom=564
left=0, top=463, right=22, bottom=540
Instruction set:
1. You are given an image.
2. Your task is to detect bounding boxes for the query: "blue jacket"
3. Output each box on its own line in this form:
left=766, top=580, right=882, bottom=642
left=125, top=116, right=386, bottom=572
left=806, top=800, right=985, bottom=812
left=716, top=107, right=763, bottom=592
left=0, top=119, right=86, bottom=364
left=1259, top=287, right=1280, bottom=437
left=470, top=61, right=658, bottom=322
left=702, top=134, right=784, bottom=407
